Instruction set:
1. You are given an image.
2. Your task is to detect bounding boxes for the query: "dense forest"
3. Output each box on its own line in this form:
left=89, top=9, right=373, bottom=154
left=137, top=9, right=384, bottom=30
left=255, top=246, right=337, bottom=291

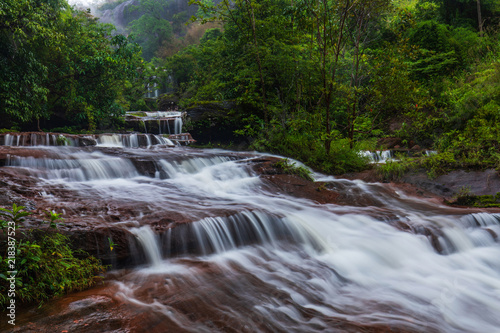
left=1, top=0, right=500, bottom=175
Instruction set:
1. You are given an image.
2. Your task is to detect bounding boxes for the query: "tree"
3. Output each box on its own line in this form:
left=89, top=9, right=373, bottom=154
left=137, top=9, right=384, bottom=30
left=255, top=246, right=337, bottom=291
left=45, top=10, right=143, bottom=130
left=345, top=0, right=391, bottom=148
left=0, top=0, right=67, bottom=127
left=304, top=0, right=356, bottom=154
left=127, top=0, right=174, bottom=61
left=0, top=0, right=143, bottom=130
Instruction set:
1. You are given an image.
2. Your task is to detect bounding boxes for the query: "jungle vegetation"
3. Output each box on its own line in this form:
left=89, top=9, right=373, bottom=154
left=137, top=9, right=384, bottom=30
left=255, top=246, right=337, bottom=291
left=1, top=0, right=500, bottom=174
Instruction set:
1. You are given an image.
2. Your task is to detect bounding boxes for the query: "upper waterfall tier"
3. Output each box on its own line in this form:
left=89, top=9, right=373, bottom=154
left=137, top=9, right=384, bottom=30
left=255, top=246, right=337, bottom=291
left=124, top=111, right=185, bottom=135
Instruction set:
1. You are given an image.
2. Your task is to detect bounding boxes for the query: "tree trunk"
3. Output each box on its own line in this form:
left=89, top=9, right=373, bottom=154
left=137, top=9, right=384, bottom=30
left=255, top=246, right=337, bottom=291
left=477, top=0, right=483, bottom=37
left=320, top=0, right=351, bottom=156
left=245, top=0, right=268, bottom=126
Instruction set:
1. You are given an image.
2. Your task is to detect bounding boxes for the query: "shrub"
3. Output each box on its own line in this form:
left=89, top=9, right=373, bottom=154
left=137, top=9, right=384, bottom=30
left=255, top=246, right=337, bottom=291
left=376, top=158, right=414, bottom=181
left=252, top=129, right=370, bottom=175
left=451, top=187, right=500, bottom=207
left=0, top=205, right=106, bottom=308
left=273, top=158, right=314, bottom=181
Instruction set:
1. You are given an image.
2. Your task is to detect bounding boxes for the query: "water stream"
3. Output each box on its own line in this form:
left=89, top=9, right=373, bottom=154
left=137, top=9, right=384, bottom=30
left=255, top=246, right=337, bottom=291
left=2, top=136, right=500, bottom=332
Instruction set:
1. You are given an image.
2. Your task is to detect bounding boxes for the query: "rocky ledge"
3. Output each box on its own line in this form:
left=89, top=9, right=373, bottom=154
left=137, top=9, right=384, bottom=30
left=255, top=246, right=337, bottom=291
left=341, top=167, right=500, bottom=207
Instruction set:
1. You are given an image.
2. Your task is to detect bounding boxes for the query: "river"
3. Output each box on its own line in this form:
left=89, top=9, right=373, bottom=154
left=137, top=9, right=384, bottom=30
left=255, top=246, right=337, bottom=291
left=1, top=134, right=500, bottom=333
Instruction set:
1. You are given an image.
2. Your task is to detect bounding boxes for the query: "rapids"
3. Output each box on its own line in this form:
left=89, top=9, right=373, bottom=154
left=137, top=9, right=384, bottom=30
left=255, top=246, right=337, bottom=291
left=2, top=136, right=500, bottom=333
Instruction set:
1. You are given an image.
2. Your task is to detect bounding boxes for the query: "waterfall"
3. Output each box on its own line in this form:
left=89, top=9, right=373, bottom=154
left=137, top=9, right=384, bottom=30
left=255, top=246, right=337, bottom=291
left=145, top=134, right=152, bottom=147
left=4, top=142, right=500, bottom=333
left=361, top=150, right=395, bottom=163
left=97, top=134, right=123, bottom=147
left=4, top=134, right=14, bottom=146
left=94, top=133, right=174, bottom=148
left=157, top=155, right=236, bottom=178
left=131, top=226, right=163, bottom=266
left=7, top=150, right=139, bottom=181
left=154, top=135, right=175, bottom=146
left=159, top=211, right=324, bottom=257
left=125, top=111, right=184, bottom=135
left=127, top=133, right=139, bottom=148
left=166, top=119, right=171, bottom=134
left=174, top=117, right=182, bottom=134
left=1, top=133, right=80, bottom=146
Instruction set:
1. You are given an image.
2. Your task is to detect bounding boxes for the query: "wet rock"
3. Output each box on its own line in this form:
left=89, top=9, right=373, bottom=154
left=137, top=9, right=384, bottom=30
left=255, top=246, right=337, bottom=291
left=401, top=169, right=500, bottom=200
left=485, top=228, right=498, bottom=240
left=340, top=169, right=382, bottom=183
left=11, top=264, right=426, bottom=333
left=77, top=136, right=97, bottom=146
left=11, top=287, right=134, bottom=333
left=157, top=94, right=179, bottom=110
left=185, top=102, right=256, bottom=145
left=377, top=137, right=402, bottom=149
left=68, top=227, right=137, bottom=268
left=262, top=174, right=341, bottom=205
left=250, top=157, right=342, bottom=204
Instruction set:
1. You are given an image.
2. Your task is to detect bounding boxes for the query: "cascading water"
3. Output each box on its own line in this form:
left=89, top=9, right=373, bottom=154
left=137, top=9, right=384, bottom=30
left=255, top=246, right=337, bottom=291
left=0, top=132, right=178, bottom=147
left=174, top=117, right=183, bottom=135
left=96, top=133, right=175, bottom=147
left=130, top=226, right=163, bottom=266
left=3, top=138, right=500, bottom=333
left=361, top=150, right=394, bottom=163
left=126, top=111, right=184, bottom=135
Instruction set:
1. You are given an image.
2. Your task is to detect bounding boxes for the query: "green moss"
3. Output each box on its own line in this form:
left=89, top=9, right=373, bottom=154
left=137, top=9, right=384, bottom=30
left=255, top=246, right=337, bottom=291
left=450, top=190, right=500, bottom=208
left=273, top=158, right=314, bottom=181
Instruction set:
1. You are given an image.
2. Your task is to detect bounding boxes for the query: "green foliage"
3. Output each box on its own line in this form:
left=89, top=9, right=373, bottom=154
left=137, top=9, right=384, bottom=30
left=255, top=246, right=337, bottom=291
left=2, top=0, right=500, bottom=178
left=273, top=158, right=314, bottom=181
left=0, top=204, right=31, bottom=226
left=0, top=0, right=143, bottom=130
left=108, top=237, right=117, bottom=252
left=49, top=126, right=81, bottom=135
left=427, top=60, right=500, bottom=169
left=376, top=151, right=461, bottom=181
left=418, top=151, right=457, bottom=178
left=253, top=127, right=369, bottom=175
left=0, top=205, right=106, bottom=308
left=199, top=28, right=222, bottom=44
left=56, top=135, right=70, bottom=146
left=43, top=210, right=65, bottom=229
left=376, top=157, right=414, bottom=181
left=0, top=0, right=61, bottom=124
left=431, top=0, right=500, bottom=30
left=128, top=10, right=173, bottom=60
left=451, top=187, right=500, bottom=207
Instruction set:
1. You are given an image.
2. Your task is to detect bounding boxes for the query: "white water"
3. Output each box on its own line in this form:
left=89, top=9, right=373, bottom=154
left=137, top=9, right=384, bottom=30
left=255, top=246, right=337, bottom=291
left=2, top=133, right=75, bottom=146
left=130, top=226, right=163, bottom=267
left=3, top=143, right=500, bottom=332
left=7, top=150, right=139, bottom=181
left=174, top=117, right=183, bottom=134
left=129, top=111, right=183, bottom=135
left=0, top=133, right=176, bottom=147
left=145, top=111, right=182, bottom=118
left=96, top=133, right=175, bottom=147
left=361, top=150, right=395, bottom=163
